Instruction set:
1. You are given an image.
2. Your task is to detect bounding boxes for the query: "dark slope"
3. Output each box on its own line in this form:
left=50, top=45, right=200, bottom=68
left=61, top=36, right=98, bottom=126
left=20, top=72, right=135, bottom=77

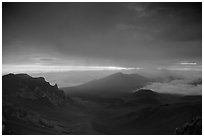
left=3, top=73, right=66, bottom=105
left=89, top=90, right=202, bottom=135
left=63, top=72, right=151, bottom=97
left=175, top=116, right=202, bottom=135
left=2, top=73, right=202, bottom=135
left=2, top=74, right=80, bottom=135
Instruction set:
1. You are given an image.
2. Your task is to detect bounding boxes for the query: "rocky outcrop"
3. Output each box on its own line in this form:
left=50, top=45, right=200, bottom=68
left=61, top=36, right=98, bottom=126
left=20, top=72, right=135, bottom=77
left=2, top=73, right=69, bottom=134
left=175, top=116, right=202, bottom=135
left=3, top=73, right=66, bottom=105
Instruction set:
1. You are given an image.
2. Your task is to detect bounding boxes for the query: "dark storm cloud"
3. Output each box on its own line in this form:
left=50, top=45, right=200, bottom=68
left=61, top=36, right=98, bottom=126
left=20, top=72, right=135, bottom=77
left=2, top=2, right=202, bottom=68
left=123, top=3, right=202, bottom=42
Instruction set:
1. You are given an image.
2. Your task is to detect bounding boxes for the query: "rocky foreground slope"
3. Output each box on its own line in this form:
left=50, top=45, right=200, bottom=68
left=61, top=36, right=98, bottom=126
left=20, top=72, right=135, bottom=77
left=2, top=73, right=69, bottom=134
left=3, top=73, right=66, bottom=105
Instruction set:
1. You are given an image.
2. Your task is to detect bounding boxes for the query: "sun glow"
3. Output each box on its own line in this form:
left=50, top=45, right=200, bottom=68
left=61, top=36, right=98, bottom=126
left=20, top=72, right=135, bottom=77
left=179, top=62, right=197, bottom=65
left=2, top=64, right=138, bottom=74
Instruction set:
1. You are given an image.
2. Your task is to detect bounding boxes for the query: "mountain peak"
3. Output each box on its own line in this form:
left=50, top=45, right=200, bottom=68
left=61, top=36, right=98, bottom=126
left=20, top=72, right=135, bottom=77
left=115, top=72, right=124, bottom=75
left=64, top=72, right=151, bottom=97
left=110, top=72, right=125, bottom=77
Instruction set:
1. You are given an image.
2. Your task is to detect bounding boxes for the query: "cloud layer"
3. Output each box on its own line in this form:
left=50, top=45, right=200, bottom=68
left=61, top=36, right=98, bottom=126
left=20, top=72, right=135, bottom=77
left=3, top=3, right=202, bottom=68
left=2, top=64, right=137, bottom=74
left=144, top=79, right=202, bottom=95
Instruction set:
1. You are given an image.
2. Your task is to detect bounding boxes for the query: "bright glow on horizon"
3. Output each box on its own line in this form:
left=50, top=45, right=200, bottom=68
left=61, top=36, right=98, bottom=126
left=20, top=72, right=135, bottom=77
left=157, top=66, right=202, bottom=71
left=2, top=64, right=139, bottom=74
left=179, top=62, right=197, bottom=65
left=157, top=61, right=201, bottom=71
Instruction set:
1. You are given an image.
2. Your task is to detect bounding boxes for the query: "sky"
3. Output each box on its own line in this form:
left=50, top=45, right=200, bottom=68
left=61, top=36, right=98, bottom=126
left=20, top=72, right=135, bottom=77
left=2, top=2, right=202, bottom=74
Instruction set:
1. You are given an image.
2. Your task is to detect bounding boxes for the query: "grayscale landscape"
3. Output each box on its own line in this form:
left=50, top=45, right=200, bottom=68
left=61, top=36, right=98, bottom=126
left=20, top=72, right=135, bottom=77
left=2, top=2, right=202, bottom=135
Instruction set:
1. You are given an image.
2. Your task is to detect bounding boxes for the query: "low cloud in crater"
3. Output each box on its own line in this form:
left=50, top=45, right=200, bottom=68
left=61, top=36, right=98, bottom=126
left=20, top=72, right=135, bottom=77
left=144, top=79, right=202, bottom=95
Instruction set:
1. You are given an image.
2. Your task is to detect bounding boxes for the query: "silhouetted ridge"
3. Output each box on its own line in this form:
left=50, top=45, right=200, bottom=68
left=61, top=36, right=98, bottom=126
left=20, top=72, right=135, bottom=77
left=103, top=72, right=148, bottom=80
left=63, top=72, right=151, bottom=97
left=3, top=73, right=66, bottom=105
left=108, top=72, right=126, bottom=77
